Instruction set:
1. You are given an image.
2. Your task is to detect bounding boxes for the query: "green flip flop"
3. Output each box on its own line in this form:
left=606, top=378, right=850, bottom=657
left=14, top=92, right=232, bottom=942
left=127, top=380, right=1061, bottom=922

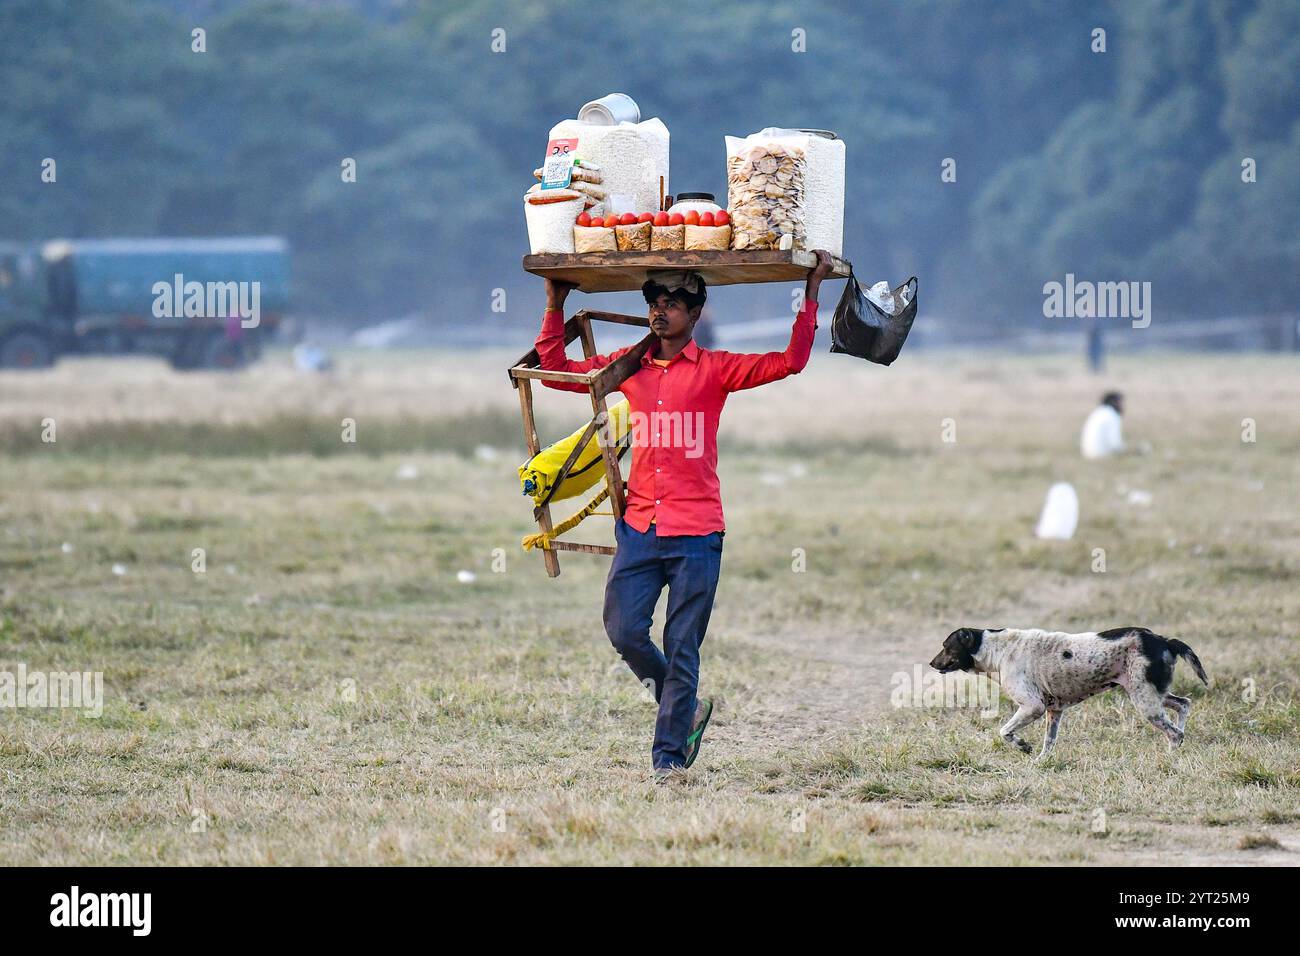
left=684, top=697, right=714, bottom=769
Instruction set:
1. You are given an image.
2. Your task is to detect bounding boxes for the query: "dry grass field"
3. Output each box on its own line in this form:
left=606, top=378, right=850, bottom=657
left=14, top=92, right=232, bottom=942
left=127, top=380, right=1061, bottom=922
left=1, top=346, right=1298, bottom=865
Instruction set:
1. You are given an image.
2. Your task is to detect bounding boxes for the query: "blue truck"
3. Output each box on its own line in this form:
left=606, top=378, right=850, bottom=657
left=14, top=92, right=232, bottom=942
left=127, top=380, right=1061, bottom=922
left=0, top=237, right=290, bottom=369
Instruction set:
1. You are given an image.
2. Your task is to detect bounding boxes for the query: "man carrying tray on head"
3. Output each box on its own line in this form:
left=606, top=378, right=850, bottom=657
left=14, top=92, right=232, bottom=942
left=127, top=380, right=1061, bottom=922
left=535, top=251, right=835, bottom=782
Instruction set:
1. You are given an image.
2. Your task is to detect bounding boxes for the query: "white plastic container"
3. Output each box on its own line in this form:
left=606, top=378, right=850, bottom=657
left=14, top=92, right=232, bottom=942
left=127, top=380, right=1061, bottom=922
left=523, top=190, right=584, bottom=254
left=667, top=193, right=722, bottom=217
left=549, top=117, right=669, bottom=216
left=801, top=130, right=845, bottom=256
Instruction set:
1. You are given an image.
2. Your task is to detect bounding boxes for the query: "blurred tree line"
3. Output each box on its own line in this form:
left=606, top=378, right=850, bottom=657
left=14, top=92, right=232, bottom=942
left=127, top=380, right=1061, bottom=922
left=1, top=0, right=1296, bottom=325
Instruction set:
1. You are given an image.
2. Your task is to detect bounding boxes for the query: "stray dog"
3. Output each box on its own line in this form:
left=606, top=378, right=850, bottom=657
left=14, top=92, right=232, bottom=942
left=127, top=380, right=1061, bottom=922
left=929, top=627, right=1209, bottom=756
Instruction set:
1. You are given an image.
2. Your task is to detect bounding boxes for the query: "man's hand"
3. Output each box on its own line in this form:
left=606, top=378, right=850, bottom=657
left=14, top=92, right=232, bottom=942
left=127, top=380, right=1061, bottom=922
left=805, top=249, right=834, bottom=303
left=810, top=249, right=835, bottom=280
left=544, top=278, right=579, bottom=311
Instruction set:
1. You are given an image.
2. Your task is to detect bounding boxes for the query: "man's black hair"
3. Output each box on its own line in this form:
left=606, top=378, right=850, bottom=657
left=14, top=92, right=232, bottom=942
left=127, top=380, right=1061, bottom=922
left=1101, top=391, right=1123, bottom=411
left=642, top=277, right=707, bottom=313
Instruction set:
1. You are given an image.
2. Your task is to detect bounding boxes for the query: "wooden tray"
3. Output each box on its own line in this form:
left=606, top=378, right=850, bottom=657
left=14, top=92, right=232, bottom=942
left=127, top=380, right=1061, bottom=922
left=522, top=249, right=851, bottom=293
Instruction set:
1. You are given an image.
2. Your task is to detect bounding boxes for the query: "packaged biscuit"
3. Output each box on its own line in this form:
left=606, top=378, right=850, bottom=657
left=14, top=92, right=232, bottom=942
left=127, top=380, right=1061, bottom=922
left=650, top=224, right=685, bottom=251
left=614, top=221, right=652, bottom=252
left=573, top=225, right=617, bottom=253
left=684, top=224, right=732, bottom=251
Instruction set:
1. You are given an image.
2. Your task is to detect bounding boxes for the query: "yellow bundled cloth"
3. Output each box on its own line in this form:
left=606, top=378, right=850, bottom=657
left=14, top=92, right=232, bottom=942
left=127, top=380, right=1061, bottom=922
left=518, top=400, right=631, bottom=552
left=519, top=399, right=630, bottom=506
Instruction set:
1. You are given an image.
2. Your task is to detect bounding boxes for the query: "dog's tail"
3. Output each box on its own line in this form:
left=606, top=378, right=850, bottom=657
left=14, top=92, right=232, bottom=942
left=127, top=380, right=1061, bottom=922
left=1167, top=638, right=1209, bottom=686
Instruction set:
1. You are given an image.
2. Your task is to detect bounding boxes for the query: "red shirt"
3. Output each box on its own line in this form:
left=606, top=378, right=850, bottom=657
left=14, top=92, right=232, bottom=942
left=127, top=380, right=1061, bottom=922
left=535, top=301, right=818, bottom=536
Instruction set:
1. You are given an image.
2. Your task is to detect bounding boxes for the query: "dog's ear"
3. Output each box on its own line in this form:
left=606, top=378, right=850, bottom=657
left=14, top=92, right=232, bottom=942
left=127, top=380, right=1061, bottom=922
left=957, top=628, right=984, bottom=651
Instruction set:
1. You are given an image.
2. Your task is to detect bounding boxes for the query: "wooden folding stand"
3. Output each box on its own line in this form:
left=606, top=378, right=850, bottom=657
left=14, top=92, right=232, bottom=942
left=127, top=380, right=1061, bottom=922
left=509, top=308, right=654, bottom=577
left=511, top=249, right=852, bottom=576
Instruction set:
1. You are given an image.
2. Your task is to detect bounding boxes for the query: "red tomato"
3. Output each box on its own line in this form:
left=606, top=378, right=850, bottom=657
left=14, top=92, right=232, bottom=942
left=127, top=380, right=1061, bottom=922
left=714, top=210, right=730, bottom=226
left=638, top=212, right=654, bottom=223
left=619, top=213, right=637, bottom=225
left=604, top=215, right=619, bottom=228
left=653, top=211, right=670, bottom=226
left=698, top=212, right=715, bottom=227
left=668, top=212, right=685, bottom=226
left=684, top=210, right=700, bottom=226
left=576, top=212, right=591, bottom=227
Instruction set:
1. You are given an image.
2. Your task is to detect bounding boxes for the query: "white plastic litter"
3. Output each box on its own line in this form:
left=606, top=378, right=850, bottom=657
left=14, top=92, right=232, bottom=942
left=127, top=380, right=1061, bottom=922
left=456, top=570, right=477, bottom=584
left=1035, top=482, right=1079, bottom=540
left=866, top=280, right=896, bottom=314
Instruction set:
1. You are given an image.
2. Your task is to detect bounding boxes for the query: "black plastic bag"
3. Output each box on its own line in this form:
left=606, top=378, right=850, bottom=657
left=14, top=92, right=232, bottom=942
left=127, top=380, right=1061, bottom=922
left=829, top=270, right=918, bottom=366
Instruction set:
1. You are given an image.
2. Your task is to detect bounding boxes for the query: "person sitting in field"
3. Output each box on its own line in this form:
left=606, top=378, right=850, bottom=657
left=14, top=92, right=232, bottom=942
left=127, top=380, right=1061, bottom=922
left=1081, top=391, right=1124, bottom=458
left=535, top=252, right=835, bottom=782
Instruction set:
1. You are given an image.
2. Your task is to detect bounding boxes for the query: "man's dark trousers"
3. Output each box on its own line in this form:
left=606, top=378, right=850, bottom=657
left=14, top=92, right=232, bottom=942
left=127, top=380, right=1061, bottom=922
left=603, top=516, right=724, bottom=769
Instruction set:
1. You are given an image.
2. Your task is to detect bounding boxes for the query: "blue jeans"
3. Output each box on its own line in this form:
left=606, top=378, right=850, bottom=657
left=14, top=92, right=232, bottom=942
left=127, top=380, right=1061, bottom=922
left=603, top=517, right=724, bottom=769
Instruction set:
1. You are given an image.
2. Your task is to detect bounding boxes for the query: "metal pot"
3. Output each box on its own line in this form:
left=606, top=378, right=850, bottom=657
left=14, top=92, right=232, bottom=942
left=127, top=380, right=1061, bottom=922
left=578, top=93, right=641, bottom=126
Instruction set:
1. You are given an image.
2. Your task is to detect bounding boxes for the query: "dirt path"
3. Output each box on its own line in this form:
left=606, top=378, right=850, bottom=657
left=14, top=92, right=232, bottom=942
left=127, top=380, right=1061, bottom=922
left=744, top=578, right=1099, bottom=734
left=739, top=626, right=917, bottom=736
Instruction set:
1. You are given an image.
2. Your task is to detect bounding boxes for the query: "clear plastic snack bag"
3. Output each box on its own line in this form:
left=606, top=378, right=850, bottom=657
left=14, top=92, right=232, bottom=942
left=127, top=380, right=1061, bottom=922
left=725, top=128, right=809, bottom=250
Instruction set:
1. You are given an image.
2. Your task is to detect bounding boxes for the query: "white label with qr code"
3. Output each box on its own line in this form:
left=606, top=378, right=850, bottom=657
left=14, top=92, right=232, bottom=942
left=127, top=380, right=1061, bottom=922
left=541, top=138, right=578, bottom=190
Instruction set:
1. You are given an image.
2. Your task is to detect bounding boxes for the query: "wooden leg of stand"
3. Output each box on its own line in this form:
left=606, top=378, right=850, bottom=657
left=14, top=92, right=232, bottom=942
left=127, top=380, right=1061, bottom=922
left=577, top=314, right=597, bottom=359
left=591, top=390, right=626, bottom=519
left=517, top=378, right=561, bottom=577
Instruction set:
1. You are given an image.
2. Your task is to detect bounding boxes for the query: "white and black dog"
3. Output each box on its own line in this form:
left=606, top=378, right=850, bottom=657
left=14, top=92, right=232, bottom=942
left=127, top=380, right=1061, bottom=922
left=929, top=627, right=1209, bottom=756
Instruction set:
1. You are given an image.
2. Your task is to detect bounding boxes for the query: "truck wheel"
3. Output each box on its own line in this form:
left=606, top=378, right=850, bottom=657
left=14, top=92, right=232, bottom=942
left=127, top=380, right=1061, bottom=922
left=0, top=330, right=56, bottom=369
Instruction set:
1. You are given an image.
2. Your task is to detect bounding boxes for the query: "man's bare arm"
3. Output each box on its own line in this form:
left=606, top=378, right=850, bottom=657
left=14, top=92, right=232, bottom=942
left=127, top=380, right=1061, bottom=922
left=804, top=249, right=834, bottom=305
left=544, top=277, right=579, bottom=313
left=535, top=278, right=618, bottom=393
